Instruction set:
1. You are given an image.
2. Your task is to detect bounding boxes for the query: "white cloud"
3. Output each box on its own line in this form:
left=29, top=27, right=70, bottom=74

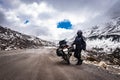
left=1, top=0, right=117, bottom=41
left=3, top=1, right=76, bottom=40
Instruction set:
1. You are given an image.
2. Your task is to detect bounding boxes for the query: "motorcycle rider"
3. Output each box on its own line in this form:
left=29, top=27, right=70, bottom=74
left=72, top=30, right=86, bottom=65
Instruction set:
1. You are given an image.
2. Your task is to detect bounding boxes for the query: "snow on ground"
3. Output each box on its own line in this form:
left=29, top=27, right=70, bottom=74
left=86, top=38, right=120, bottom=53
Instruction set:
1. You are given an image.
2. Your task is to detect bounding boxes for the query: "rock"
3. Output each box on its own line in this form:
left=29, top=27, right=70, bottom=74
left=86, top=56, right=98, bottom=61
left=98, top=61, right=107, bottom=69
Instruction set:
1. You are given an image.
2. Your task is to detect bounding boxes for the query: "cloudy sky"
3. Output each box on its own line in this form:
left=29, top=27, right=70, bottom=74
left=0, top=0, right=120, bottom=41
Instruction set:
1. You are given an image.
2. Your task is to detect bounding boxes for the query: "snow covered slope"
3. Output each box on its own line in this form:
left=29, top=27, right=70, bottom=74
left=81, top=17, right=120, bottom=65
left=83, top=17, right=120, bottom=52
left=0, top=26, right=54, bottom=50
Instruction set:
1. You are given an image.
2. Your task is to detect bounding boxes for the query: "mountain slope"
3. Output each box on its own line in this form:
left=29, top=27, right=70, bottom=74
left=81, top=17, right=120, bottom=65
left=0, top=26, right=53, bottom=50
left=87, top=17, right=120, bottom=41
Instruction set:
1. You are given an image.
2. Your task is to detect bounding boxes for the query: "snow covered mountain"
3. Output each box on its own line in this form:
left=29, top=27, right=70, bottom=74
left=0, top=26, right=54, bottom=50
left=82, top=17, right=120, bottom=65
left=83, top=17, right=120, bottom=52
left=86, top=17, right=120, bottom=41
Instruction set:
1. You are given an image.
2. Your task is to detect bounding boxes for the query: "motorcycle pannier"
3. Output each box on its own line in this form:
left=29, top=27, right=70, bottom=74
left=56, top=49, right=63, bottom=56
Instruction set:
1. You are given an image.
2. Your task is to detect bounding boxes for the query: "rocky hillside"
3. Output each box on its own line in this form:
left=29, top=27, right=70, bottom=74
left=86, top=17, right=120, bottom=41
left=82, top=17, right=120, bottom=65
left=84, top=17, right=120, bottom=51
left=0, top=26, right=54, bottom=50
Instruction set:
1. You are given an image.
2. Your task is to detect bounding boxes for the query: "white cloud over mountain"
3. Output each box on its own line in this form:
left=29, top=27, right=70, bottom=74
left=0, top=0, right=120, bottom=40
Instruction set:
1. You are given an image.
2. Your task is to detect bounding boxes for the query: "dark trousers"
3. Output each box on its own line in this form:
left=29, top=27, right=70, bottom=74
left=74, top=49, right=82, bottom=61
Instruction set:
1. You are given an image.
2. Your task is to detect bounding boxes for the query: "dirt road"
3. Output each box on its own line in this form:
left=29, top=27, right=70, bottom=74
left=0, top=48, right=119, bottom=80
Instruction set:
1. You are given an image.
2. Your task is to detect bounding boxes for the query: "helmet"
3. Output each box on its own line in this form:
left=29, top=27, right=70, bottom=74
left=77, top=30, right=82, bottom=36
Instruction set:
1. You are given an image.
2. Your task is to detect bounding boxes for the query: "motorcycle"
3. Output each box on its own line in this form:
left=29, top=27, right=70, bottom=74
left=56, top=40, right=72, bottom=64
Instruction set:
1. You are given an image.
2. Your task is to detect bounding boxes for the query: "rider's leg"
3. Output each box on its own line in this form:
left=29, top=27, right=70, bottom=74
left=76, top=49, right=82, bottom=65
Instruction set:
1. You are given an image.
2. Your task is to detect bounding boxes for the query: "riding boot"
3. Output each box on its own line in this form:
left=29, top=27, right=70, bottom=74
left=67, top=60, right=70, bottom=65
left=76, top=59, right=83, bottom=65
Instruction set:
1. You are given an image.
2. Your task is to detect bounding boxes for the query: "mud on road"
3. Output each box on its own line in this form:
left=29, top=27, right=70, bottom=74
left=0, top=48, right=120, bottom=80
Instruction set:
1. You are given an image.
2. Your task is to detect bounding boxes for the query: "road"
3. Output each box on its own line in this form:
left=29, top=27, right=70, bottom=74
left=0, top=48, right=119, bottom=80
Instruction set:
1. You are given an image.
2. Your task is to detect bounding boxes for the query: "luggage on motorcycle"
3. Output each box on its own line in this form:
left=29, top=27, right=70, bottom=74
left=59, top=40, right=67, bottom=47
left=56, top=48, right=63, bottom=56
